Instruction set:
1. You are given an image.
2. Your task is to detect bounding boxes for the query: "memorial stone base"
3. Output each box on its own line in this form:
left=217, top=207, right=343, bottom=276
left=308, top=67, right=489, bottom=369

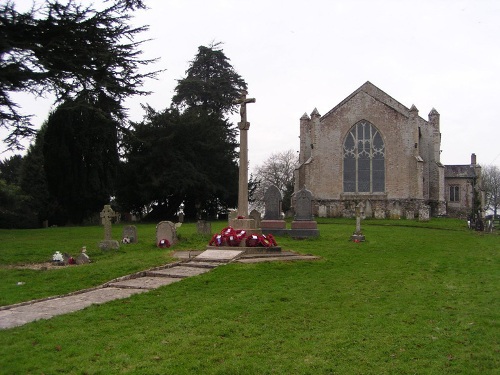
left=350, top=234, right=366, bottom=242
left=99, top=240, right=120, bottom=251
left=289, top=220, right=319, bottom=238
left=261, top=219, right=288, bottom=236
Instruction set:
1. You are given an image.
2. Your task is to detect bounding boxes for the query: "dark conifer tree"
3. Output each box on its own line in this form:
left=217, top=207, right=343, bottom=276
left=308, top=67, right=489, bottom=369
left=43, top=95, right=119, bottom=224
left=0, top=0, right=160, bottom=149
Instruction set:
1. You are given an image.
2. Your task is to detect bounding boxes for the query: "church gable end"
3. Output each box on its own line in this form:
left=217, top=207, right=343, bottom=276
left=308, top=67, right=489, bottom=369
left=295, top=81, right=446, bottom=218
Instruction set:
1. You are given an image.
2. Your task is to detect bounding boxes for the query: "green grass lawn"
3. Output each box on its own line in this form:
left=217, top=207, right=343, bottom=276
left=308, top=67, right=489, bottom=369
left=0, top=219, right=498, bottom=374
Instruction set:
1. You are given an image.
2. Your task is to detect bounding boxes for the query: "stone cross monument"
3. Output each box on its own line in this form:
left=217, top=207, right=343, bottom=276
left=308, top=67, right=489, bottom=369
left=351, top=201, right=366, bottom=242
left=234, top=90, right=256, bottom=218
left=99, top=204, right=120, bottom=250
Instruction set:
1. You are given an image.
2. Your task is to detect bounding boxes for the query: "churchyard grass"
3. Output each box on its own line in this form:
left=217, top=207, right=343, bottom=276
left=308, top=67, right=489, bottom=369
left=0, top=219, right=498, bottom=374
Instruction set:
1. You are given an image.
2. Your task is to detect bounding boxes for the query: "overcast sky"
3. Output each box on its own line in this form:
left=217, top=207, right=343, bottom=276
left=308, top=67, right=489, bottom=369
left=6, top=0, right=500, bottom=172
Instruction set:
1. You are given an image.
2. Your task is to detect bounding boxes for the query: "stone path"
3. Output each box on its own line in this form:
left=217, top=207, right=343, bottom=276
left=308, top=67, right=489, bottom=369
left=0, top=250, right=318, bottom=330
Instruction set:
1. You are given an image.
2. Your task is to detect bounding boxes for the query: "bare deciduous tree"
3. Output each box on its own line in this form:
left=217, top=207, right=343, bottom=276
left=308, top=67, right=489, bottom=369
left=251, top=149, right=298, bottom=213
left=482, top=164, right=500, bottom=218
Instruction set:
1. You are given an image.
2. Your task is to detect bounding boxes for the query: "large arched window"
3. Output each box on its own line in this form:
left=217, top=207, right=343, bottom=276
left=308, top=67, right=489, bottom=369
left=343, top=121, right=385, bottom=193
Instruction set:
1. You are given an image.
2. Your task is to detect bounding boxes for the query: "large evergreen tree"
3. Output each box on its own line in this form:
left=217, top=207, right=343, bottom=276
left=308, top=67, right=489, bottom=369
left=172, top=43, right=247, bottom=117
left=43, top=95, right=119, bottom=224
left=0, top=0, right=159, bottom=149
left=118, top=44, right=245, bottom=220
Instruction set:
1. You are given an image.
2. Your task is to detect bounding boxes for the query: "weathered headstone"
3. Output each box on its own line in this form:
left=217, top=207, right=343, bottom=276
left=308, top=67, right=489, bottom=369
left=76, top=252, right=91, bottom=265
left=98, top=205, right=120, bottom=250
left=418, top=205, right=430, bottom=222
left=290, top=187, right=319, bottom=238
left=351, top=202, right=366, bottom=242
left=374, top=207, right=386, bottom=219
left=261, top=185, right=287, bottom=235
left=122, top=225, right=137, bottom=243
left=196, top=220, right=212, bottom=235
left=249, top=209, right=262, bottom=228
left=294, top=187, right=314, bottom=221
left=263, top=185, right=282, bottom=220
left=156, top=221, right=177, bottom=247
left=405, top=210, right=415, bottom=220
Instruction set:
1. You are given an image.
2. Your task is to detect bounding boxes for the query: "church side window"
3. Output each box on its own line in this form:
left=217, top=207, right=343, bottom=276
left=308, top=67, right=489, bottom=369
left=343, top=121, right=385, bottom=193
left=449, top=185, right=460, bottom=202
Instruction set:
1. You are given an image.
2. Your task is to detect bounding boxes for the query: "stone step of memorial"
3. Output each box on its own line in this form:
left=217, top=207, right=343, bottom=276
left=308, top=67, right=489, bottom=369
left=146, top=265, right=212, bottom=279
left=194, top=249, right=245, bottom=263
left=183, top=260, right=222, bottom=269
left=107, top=276, right=182, bottom=290
left=205, top=246, right=282, bottom=254
left=236, top=255, right=320, bottom=264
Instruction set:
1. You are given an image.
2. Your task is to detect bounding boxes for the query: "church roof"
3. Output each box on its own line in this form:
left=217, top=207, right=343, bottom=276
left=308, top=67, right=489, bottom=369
left=322, top=81, right=412, bottom=120
left=444, top=165, right=477, bottom=179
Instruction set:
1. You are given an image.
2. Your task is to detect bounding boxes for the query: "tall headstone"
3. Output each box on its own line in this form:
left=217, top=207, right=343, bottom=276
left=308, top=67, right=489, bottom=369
left=156, top=221, right=177, bottom=247
left=290, top=187, right=319, bottom=238
left=294, top=187, right=314, bottom=221
left=261, top=185, right=287, bottom=235
left=98, top=205, right=120, bottom=250
left=263, top=185, right=282, bottom=220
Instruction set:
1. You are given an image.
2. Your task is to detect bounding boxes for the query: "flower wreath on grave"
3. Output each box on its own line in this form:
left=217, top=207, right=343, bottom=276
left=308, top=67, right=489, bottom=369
left=158, top=239, right=170, bottom=248
left=208, top=227, right=277, bottom=248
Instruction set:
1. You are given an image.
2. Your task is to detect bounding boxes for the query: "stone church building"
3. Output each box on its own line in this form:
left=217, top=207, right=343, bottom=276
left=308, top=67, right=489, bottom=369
left=294, top=81, right=481, bottom=219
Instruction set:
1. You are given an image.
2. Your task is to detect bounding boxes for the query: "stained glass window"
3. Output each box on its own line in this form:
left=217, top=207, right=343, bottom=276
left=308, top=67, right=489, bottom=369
left=343, top=121, right=385, bottom=193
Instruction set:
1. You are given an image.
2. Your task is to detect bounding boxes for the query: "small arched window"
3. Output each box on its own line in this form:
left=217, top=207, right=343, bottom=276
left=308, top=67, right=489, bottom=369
left=343, top=121, right=385, bottom=193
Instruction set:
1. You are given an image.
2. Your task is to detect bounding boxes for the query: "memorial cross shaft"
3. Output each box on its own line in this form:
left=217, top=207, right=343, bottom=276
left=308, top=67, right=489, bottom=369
left=234, top=90, right=256, bottom=217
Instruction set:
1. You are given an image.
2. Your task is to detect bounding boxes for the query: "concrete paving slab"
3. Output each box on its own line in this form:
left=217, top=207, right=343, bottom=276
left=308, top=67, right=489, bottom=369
left=107, top=276, right=182, bottom=290
left=195, top=249, right=244, bottom=262
left=147, top=266, right=212, bottom=278
left=0, top=287, right=147, bottom=329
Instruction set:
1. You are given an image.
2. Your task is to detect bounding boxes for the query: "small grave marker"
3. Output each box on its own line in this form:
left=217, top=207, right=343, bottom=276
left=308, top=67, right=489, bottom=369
left=122, top=225, right=138, bottom=243
left=156, top=221, right=177, bottom=247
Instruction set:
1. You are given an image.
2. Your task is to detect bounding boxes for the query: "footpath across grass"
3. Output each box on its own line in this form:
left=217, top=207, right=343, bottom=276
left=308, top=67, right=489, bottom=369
left=0, top=218, right=498, bottom=374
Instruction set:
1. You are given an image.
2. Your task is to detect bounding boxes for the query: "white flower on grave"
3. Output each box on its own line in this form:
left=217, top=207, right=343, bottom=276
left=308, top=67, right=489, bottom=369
left=52, top=251, right=64, bottom=262
left=122, top=236, right=131, bottom=244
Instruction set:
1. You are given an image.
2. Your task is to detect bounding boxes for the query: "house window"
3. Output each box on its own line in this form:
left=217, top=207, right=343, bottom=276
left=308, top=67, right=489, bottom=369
left=449, top=185, right=460, bottom=202
left=343, top=121, right=385, bottom=193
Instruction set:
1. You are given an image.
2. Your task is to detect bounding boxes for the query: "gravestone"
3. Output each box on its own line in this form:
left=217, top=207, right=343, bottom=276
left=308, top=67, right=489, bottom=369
left=122, top=225, right=138, bottom=243
left=405, top=210, right=415, bottom=220
left=98, top=205, right=120, bottom=250
left=351, top=202, right=366, bottom=242
left=156, top=221, right=177, bottom=247
left=196, top=220, right=212, bottom=235
left=261, top=185, right=287, bottom=235
left=249, top=209, right=262, bottom=228
left=263, top=185, right=282, bottom=220
left=290, top=187, right=319, bottom=238
left=374, top=207, right=386, bottom=219
left=418, top=205, right=430, bottom=222
left=76, top=252, right=91, bottom=265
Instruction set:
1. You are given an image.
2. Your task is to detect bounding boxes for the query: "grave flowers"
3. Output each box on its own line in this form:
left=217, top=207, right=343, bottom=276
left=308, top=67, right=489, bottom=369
left=208, top=226, right=277, bottom=248
left=158, top=239, right=171, bottom=248
left=52, top=251, right=64, bottom=262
